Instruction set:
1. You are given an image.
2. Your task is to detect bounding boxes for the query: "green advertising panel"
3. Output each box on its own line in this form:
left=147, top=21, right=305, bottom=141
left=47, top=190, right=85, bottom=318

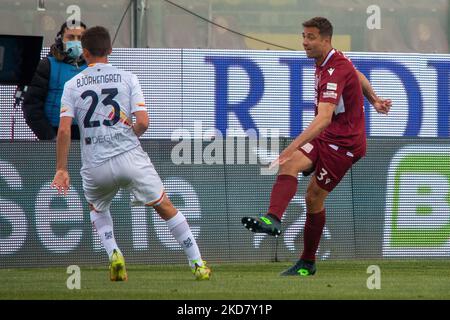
left=352, top=139, right=450, bottom=258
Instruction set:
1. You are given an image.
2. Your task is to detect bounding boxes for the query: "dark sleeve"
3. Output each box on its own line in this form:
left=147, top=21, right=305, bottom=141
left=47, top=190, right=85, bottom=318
left=22, top=58, right=56, bottom=140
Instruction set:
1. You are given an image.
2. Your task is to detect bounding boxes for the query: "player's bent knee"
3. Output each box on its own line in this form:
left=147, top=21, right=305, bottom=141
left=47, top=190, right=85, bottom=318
left=152, top=195, right=177, bottom=220
left=279, top=159, right=303, bottom=176
left=305, top=192, right=319, bottom=208
left=279, top=151, right=313, bottom=176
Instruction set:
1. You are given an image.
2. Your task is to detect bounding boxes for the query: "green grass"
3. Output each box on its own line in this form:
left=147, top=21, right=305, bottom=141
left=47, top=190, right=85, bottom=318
left=1, top=260, right=449, bottom=300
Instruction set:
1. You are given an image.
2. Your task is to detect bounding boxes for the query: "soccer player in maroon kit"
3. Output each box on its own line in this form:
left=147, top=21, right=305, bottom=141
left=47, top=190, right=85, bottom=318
left=242, top=17, right=392, bottom=276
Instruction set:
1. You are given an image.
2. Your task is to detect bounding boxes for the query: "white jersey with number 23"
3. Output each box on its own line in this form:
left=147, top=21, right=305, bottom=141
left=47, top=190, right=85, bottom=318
left=60, top=62, right=147, bottom=169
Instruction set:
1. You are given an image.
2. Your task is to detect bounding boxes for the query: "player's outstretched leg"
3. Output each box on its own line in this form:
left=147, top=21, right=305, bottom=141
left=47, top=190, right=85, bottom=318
left=152, top=195, right=211, bottom=280
left=242, top=150, right=311, bottom=237
left=241, top=174, right=298, bottom=237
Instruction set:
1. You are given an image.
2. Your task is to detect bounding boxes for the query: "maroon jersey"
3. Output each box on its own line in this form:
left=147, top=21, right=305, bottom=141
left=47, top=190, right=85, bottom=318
left=314, top=49, right=366, bottom=157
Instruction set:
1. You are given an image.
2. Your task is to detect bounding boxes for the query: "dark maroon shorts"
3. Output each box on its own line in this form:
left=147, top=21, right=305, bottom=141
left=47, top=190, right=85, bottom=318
left=298, top=138, right=360, bottom=192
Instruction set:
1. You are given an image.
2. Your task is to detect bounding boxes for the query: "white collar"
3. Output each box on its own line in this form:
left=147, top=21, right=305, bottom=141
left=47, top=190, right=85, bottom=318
left=320, top=49, right=336, bottom=67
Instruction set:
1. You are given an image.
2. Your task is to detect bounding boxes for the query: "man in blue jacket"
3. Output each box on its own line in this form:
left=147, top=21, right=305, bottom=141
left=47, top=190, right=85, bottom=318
left=22, top=21, right=87, bottom=140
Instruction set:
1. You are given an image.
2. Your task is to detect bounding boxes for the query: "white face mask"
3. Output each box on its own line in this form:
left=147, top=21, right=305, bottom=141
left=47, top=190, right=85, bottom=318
left=64, top=40, right=82, bottom=59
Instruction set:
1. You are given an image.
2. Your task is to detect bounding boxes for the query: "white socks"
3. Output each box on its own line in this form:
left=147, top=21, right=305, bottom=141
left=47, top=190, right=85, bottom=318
left=166, top=211, right=203, bottom=268
left=90, top=210, right=120, bottom=259
left=90, top=209, right=202, bottom=267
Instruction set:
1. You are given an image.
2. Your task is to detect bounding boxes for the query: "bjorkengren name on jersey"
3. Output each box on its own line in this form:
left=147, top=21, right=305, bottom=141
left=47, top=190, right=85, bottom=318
left=77, top=74, right=122, bottom=88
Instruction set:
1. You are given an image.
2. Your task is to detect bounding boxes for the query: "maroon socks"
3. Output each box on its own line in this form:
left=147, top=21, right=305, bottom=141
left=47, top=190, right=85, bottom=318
left=301, top=209, right=326, bottom=261
left=268, top=175, right=298, bottom=221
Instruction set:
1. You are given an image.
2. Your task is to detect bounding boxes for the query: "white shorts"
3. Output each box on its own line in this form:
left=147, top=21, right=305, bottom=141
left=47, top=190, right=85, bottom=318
left=81, top=145, right=164, bottom=212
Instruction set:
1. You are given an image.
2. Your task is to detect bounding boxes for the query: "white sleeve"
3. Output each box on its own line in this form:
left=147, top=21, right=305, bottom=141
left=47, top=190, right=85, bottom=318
left=130, top=74, right=147, bottom=113
left=60, top=83, right=75, bottom=118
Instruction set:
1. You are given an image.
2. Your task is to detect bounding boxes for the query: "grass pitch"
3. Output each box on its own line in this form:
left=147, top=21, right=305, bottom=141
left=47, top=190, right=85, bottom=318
left=1, top=260, right=449, bottom=300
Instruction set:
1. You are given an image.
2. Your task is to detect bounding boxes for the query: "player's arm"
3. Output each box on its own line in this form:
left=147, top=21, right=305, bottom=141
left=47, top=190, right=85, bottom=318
left=129, top=73, right=148, bottom=137
left=356, top=70, right=392, bottom=114
left=132, top=110, right=149, bottom=137
left=278, top=102, right=335, bottom=165
left=51, top=116, right=73, bottom=195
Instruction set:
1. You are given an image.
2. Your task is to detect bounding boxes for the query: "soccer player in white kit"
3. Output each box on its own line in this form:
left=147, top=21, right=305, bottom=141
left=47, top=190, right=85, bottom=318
left=51, top=26, right=211, bottom=281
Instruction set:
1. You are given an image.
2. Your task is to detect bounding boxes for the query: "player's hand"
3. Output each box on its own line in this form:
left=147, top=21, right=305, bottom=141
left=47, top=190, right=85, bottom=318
left=51, top=170, right=70, bottom=195
left=270, top=145, right=297, bottom=169
left=373, top=97, right=392, bottom=114
left=279, top=146, right=297, bottom=165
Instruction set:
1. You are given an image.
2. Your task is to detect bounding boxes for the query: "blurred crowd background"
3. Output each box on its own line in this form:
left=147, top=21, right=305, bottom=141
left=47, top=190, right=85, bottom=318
left=0, top=0, right=448, bottom=53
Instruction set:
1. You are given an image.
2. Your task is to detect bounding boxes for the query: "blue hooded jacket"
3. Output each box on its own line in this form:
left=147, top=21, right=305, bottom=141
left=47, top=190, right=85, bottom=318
left=45, top=56, right=87, bottom=127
